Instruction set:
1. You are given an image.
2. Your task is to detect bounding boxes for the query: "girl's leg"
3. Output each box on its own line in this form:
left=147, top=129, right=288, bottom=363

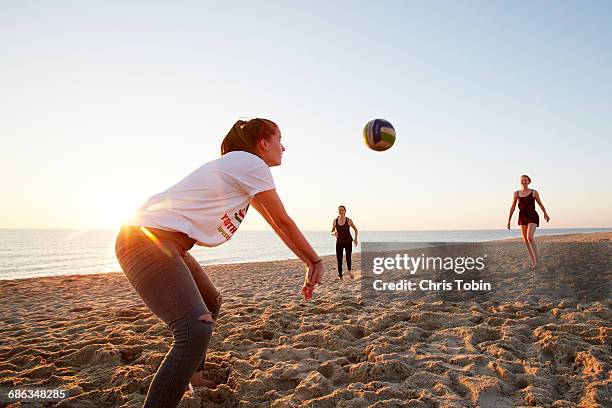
left=527, top=223, right=539, bottom=266
left=181, top=251, right=222, bottom=321
left=521, top=225, right=536, bottom=264
left=181, top=251, right=223, bottom=376
left=345, top=242, right=353, bottom=277
left=115, top=230, right=213, bottom=407
left=336, top=242, right=343, bottom=278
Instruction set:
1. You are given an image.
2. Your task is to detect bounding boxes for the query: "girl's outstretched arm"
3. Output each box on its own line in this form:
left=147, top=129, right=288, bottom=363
left=507, top=191, right=518, bottom=229
left=251, top=193, right=312, bottom=265
left=534, top=190, right=551, bottom=222
left=251, top=189, right=324, bottom=298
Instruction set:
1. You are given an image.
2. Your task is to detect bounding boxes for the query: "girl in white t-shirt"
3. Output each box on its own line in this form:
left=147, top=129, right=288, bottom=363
left=115, top=118, right=324, bottom=407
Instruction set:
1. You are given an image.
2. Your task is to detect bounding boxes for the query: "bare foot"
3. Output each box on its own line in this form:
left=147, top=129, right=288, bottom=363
left=191, top=371, right=218, bottom=388
left=348, top=271, right=354, bottom=279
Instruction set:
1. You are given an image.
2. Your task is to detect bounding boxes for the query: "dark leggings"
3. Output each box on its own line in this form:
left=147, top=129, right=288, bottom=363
left=335, top=241, right=352, bottom=277
left=115, top=226, right=222, bottom=408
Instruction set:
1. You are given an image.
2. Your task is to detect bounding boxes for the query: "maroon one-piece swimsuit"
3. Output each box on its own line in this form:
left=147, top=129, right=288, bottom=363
left=517, top=190, right=539, bottom=227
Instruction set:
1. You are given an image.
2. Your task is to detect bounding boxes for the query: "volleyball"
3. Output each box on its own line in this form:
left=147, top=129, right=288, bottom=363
left=363, top=119, right=396, bottom=151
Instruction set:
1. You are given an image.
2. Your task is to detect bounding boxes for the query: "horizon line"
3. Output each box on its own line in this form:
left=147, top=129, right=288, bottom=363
left=0, top=227, right=611, bottom=232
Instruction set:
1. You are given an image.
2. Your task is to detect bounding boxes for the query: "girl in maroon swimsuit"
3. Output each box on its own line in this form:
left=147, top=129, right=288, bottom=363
left=507, top=175, right=551, bottom=267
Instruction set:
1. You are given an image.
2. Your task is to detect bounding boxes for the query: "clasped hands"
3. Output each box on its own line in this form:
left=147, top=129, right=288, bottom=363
left=301, top=259, right=324, bottom=300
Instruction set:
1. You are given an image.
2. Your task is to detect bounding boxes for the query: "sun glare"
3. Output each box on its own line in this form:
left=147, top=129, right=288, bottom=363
left=99, top=196, right=141, bottom=229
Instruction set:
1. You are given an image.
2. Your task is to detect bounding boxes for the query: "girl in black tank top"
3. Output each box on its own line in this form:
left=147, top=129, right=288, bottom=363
left=507, top=175, right=551, bottom=268
left=331, top=205, right=359, bottom=279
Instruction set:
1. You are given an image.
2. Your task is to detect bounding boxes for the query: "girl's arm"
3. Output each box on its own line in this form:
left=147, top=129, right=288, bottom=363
left=507, top=191, right=518, bottom=229
left=250, top=189, right=319, bottom=267
left=251, top=189, right=320, bottom=268
left=349, top=218, right=359, bottom=245
left=331, top=219, right=337, bottom=237
left=251, top=189, right=323, bottom=300
left=534, top=190, right=551, bottom=222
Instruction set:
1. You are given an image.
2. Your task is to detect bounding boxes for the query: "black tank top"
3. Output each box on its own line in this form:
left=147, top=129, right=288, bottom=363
left=335, top=217, right=353, bottom=243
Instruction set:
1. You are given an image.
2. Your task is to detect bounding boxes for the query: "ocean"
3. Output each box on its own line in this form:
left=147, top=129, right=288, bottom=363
left=0, top=228, right=609, bottom=280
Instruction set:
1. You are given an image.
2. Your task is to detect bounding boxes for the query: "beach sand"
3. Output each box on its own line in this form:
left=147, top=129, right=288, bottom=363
left=0, top=232, right=610, bottom=407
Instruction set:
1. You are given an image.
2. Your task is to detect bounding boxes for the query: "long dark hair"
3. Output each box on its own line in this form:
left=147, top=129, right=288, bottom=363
left=221, top=118, right=278, bottom=156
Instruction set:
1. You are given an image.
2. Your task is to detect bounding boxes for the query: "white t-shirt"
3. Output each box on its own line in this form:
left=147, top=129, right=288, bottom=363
left=126, top=151, right=275, bottom=247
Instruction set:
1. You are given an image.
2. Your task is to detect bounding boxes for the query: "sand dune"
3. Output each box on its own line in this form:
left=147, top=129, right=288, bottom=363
left=0, top=233, right=610, bottom=407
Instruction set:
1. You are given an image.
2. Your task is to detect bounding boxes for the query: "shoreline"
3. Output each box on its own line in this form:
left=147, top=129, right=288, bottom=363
left=1, top=230, right=610, bottom=283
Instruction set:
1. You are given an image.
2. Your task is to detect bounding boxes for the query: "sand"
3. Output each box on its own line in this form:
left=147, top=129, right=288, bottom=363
left=0, top=232, right=610, bottom=407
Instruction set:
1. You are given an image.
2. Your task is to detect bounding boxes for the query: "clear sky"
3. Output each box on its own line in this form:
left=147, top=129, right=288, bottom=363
left=1, top=1, right=611, bottom=230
